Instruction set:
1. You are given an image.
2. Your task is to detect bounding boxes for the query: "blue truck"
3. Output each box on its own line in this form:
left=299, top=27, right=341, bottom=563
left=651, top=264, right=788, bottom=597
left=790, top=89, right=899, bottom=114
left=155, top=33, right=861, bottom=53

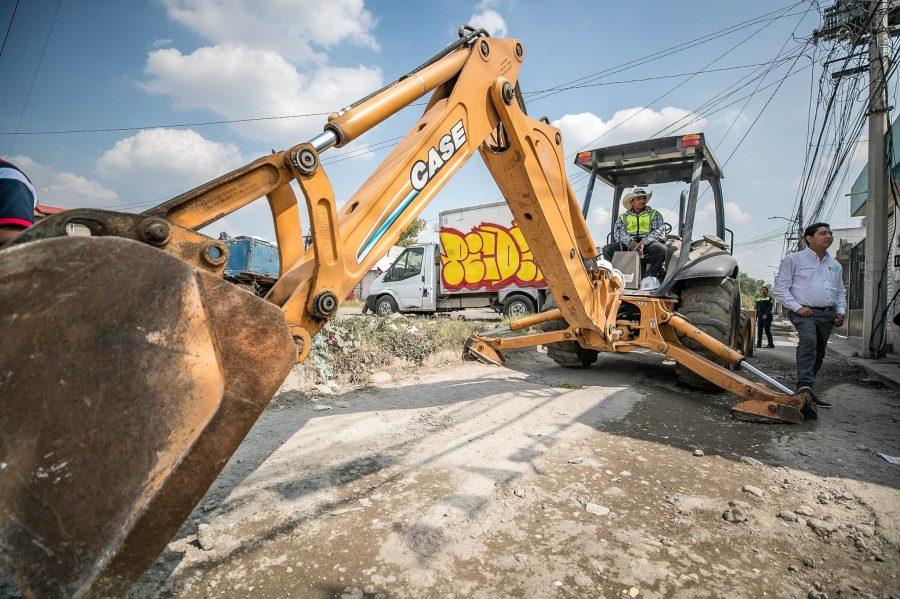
left=222, top=235, right=280, bottom=295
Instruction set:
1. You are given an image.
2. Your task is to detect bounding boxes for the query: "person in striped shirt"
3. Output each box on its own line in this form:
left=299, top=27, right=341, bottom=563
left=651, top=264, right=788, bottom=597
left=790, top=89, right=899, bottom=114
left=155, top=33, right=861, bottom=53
left=0, top=159, right=37, bottom=244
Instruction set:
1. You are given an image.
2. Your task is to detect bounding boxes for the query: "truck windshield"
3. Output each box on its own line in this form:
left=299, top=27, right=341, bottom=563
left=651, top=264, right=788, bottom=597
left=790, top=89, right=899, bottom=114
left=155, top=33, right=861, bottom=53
left=386, top=246, right=424, bottom=281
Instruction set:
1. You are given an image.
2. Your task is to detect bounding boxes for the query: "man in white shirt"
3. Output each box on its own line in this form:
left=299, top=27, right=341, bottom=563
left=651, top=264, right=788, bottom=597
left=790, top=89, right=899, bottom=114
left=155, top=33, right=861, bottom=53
left=772, top=222, right=846, bottom=406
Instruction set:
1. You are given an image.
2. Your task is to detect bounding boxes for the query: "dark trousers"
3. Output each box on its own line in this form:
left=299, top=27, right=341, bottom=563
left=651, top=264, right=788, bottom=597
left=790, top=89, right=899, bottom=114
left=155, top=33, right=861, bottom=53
left=601, top=240, right=667, bottom=279
left=788, top=308, right=835, bottom=389
left=756, top=317, right=773, bottom=347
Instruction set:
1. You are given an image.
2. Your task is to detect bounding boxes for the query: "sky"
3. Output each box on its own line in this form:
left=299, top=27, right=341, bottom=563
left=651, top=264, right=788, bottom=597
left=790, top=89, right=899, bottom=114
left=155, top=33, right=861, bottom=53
left=0, top=0, right=884, bottom=281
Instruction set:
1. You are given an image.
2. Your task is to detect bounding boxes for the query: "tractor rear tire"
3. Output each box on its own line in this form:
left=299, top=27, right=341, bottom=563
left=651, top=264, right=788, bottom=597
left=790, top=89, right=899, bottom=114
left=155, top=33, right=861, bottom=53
left=540, top=296, right=599, bottom=368
left=675, top=277, right=740, bottom=390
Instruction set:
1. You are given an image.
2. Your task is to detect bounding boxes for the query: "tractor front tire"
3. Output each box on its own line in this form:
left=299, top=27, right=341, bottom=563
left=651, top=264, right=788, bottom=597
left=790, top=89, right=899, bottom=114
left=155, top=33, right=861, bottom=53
left=675, top=277, right=740, bottom=390
left=540, top=296, right=599, bottom=368
left=739, top=309, right=754, bottom=358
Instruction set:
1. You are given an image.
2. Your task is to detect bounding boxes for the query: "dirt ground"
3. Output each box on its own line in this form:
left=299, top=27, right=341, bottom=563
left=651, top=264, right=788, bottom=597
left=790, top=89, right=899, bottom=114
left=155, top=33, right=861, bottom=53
left=2, top=321, right=896, bottom=598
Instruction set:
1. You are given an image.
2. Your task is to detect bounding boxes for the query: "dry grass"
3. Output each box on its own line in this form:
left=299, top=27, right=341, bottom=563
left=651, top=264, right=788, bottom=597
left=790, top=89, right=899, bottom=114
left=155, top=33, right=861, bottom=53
left=274, top=314, right=499, bottom=401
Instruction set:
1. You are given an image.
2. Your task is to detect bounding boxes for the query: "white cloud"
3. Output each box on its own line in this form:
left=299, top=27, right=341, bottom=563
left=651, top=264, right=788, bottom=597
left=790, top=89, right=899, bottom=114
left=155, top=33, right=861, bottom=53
left=720, top=108, right=750, bottom=132
left=724, top=201, right=752, bottom=224
left=697, top=200, right=752, bottom=224
left=6, top=155, right=119, bottom=209
left=96, top=128, right=245, bottom=196
left=553, top=107, right=708, bottom=152
left=152, top=38, right=173, bottom=48
left=141, top=45, right=382, bottom=145
left=589, top=206, right=612, bottom=232
left=160, top=0, right=378, bottom=64
left=469, top=8, right=507, bottom=37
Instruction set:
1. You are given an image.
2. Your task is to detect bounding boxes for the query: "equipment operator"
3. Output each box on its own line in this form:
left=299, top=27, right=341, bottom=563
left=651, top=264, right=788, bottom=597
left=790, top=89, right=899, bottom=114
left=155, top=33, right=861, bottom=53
left=601, top=187, right=667, bottom=280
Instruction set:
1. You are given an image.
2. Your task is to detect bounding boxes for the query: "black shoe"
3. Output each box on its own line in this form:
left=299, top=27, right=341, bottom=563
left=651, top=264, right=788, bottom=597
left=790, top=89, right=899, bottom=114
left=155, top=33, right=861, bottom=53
left=766, top=344, right=775, bottom=349
left=813, top=397, right=831, bottom=408
left=756, top=343, right=762, bottom=348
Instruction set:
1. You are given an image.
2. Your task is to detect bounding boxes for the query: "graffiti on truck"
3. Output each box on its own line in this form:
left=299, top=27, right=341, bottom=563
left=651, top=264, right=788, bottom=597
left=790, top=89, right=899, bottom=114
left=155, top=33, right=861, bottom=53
left=439, top=222, right=545, bottom=291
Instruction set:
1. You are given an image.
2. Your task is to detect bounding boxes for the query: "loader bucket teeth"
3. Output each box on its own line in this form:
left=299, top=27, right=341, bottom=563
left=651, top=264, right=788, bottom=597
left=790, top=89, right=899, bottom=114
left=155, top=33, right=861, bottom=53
left=463, top=336, right=504, bottom=365
left=0, top=236, right=296, bottom=598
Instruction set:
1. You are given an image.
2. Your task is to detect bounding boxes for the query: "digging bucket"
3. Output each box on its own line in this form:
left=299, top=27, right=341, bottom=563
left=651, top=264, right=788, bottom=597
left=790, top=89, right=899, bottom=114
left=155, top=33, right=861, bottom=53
left=0, top=235, right=296, bottom=597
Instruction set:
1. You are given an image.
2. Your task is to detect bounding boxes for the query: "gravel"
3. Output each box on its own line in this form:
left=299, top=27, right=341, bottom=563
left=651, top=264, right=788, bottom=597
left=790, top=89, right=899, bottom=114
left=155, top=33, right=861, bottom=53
left=197, top=523, right=215, bottom=551
left=742, top=484, right=764, bottom=498
left=807, top=518, right=839, bottom=536
left=585, top=503, right=610, bottom=517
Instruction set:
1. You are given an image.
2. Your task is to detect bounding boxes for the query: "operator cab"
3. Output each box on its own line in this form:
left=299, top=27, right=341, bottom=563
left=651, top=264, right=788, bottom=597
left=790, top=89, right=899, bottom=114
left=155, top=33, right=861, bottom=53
left=574, top=133, right=733, bottom=297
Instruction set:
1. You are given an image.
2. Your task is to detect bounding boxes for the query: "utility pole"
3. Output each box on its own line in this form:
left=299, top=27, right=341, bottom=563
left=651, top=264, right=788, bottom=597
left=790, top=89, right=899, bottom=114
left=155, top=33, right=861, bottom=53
left=862, top=0, right=890, bottom=358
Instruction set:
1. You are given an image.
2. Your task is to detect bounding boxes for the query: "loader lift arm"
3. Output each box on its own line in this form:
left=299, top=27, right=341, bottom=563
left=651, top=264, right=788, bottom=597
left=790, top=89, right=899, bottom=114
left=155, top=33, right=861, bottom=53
left=0, top=28, right=808, bottom=598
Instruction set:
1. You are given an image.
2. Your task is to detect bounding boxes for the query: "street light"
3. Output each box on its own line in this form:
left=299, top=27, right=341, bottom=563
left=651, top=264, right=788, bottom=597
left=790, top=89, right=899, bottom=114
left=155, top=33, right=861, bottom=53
left=767, top=216, right=795, bottom=223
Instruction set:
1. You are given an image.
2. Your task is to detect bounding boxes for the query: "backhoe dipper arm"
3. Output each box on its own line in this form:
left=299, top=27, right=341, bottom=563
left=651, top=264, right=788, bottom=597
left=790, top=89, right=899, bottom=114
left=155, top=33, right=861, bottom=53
left=140, top=33, right=606, bottom=359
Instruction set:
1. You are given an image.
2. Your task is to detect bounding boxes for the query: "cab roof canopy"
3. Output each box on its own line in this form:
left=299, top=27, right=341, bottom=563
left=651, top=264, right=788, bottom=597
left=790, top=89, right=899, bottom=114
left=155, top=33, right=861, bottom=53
left=574, top=133, right=724, bottom=187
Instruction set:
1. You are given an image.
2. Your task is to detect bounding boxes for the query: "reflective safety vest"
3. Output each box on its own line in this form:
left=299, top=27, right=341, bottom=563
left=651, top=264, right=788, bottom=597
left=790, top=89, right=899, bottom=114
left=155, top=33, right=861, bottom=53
left=755, top=295, right=772, bottom=304
left=620, top=209, right=658, bottom=236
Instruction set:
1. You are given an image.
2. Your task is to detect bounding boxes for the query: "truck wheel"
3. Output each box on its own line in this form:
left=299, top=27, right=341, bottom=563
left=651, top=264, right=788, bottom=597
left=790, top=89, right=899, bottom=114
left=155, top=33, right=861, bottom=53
left=674, top=277, right=739, bottom=390
left=502, top=294, right=536, bottom=317
left=540, top=296, right=598, bottom=368
left=375, top=295, right=398, bottom=316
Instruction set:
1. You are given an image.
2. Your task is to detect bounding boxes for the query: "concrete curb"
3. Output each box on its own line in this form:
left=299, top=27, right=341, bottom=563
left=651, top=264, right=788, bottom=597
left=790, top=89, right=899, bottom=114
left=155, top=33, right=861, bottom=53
left=834, top=353, right=900, bottom=389
left=826, top=337, right=900, bottom=389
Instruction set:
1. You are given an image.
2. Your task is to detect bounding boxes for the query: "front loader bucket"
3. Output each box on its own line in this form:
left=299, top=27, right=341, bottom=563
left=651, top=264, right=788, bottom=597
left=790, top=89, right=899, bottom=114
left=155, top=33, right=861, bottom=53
left=0, top=236, right=296, bottom=598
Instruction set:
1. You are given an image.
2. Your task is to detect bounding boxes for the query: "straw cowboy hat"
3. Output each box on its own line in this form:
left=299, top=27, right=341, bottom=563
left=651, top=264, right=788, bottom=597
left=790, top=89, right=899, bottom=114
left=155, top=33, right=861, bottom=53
left=622, top=187, right=652, bottom=211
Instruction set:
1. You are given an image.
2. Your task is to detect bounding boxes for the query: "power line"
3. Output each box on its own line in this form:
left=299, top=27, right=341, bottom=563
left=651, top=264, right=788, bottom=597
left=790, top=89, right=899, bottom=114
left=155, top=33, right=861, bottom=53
left=526, top=58, right=804, bottom=96
left=6, top=0, right=61, bottom=154
left=0, top=0, right=20, bottom=63
left=2, top=2, right=809, bottom=140
left=788, top=0, right=880, bottom=249
left=570, top=7, right=797, bottom=156
left=651, top=57, right=813, bottom=137
left=524, top=1, right=808, bottom=103
left=0, top=59, right=806, bottom=138
left=714, top=3, right=814, bottom=152
left=721, top=43, right=813, bottom=168
left=0, top=110, right=335, bottom=136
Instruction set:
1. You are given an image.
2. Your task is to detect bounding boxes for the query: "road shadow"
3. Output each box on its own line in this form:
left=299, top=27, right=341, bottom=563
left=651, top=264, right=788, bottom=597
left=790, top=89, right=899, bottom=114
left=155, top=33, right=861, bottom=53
left=128, top=371, right=564, bottom=596
left=497, top=330, right=900, bottom=490
left=127, top=325, right=898, bottom=596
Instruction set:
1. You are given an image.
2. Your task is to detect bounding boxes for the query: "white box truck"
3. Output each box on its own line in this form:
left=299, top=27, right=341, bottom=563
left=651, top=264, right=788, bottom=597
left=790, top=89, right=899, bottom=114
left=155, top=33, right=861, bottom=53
left=365, top=202, right=547, bottom=317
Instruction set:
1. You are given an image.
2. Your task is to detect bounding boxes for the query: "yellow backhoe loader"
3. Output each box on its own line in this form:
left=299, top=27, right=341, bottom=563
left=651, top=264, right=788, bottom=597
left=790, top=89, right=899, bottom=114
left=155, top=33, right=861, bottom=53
left=0, top=28, right=814, bottom=598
